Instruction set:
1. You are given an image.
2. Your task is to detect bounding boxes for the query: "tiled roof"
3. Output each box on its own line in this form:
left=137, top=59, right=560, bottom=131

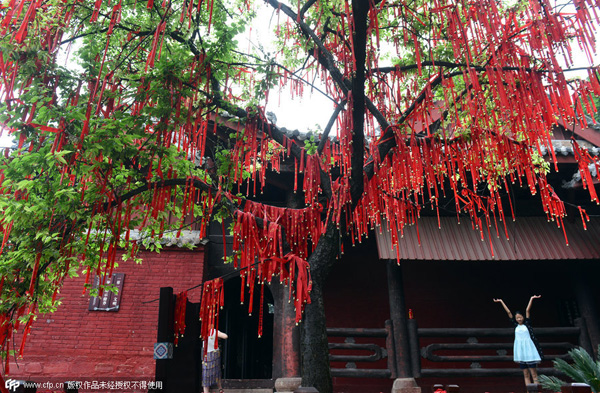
left=375, top=216, right=600, bottom=261
left=127, top=230, right=204, bottom=247
left=540, top=140, right=599, bottom=157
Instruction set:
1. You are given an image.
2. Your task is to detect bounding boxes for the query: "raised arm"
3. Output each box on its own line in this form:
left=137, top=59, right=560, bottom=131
left=526, top=295, right=541, bottom=318
left=493, top=298, right=513, bottom=319
left=218, top=330, right=228, bottom=340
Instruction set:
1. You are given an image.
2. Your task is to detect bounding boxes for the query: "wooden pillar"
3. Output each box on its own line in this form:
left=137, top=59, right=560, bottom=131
left=271, top=281, right=302, bottom=393
left=571, top=270, right=600, bottom=356
left=271, top=190, right=304, bottom=393
left=155, top=287, right=174, bottom=390
left=574, top=317, right=594, bottom=356
left=386, top=260, right=412, bottom=378
left=407, top=319, right=420, bottom=378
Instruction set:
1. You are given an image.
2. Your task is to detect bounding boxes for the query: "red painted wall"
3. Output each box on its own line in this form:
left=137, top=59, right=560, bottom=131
left=9, top=247, right=205, bottom=385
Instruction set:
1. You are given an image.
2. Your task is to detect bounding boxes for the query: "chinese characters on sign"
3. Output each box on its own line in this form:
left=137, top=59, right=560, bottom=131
left=88, top=273, right=125, bottom=311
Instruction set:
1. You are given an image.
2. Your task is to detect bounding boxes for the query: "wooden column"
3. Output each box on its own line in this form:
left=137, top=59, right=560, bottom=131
left=571, top=270, right=600, bottom=356
left=155, top=287, right=174, bottom=390
left=386, top=260, right=412, bottom=378
left=574, top=317, right=594, bottom=356
left=407, top=319, right=420, bottom=378
left=271, top=281, right=301, bottom=378
left=271, top=191, right=304, bottom=392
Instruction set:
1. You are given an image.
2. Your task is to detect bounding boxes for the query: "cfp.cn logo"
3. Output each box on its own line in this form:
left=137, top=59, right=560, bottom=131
left=4, top=379, right=20, bottom=392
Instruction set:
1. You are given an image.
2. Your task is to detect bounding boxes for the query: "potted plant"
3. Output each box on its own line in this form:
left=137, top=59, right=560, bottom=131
left=539, top=347, right=600, bottom=392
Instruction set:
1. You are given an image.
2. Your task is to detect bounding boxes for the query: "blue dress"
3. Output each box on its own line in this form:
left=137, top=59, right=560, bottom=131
left=513, top=324, right=541, bottom=363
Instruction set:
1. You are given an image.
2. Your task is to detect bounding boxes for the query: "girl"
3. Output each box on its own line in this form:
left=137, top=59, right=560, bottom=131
left=493, top=295, right=544, bottom=386
left=202, top=329, right=228, bottom=393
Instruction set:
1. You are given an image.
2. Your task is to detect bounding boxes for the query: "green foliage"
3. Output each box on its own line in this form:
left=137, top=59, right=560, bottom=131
left=303, top=132, right=319, bottom=156
left=0, top=0, right=267, bottom=324
left=539, top=347, right=600, bottom=392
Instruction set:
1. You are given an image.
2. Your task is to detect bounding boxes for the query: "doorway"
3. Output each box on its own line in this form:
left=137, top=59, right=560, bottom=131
left=222, top=277, right=274, bottom=379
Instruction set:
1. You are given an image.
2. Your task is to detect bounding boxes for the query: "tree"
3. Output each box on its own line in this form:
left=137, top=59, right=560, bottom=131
left=0, top=0, right=599, bottom=392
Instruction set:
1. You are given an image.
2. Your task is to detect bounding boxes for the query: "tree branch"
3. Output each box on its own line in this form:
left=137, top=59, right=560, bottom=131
left=300, top=0, right=319, bottom=17
left=317, top=99, right=347, bottom=154
left=348, top=0, right=369, bottom=208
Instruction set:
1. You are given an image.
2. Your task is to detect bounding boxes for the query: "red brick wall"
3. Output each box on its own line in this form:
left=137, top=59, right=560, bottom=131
left=9, top=246, right=205, bottom=382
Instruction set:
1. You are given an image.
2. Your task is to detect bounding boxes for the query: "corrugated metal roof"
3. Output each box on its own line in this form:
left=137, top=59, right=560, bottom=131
left=375, top=216, right=600, bottom=261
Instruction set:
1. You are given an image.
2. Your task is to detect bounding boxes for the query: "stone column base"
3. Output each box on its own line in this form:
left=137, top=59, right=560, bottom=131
left=526, top=383, right=542, bottom=392
left=391, top=378, right=421, bottom=393
left=275, top=377, right=302, bottom=393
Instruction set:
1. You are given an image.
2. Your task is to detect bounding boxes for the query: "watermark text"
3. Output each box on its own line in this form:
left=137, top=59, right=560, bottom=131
left=5, top=378, right=163, bottom=392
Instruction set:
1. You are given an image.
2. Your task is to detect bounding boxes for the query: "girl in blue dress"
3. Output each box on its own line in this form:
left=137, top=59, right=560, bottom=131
left=494, top=295, right=544, bottom=386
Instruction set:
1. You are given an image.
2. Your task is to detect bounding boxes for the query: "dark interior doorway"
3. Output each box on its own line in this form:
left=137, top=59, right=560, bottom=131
left=222, top=277, right=274, bottom=379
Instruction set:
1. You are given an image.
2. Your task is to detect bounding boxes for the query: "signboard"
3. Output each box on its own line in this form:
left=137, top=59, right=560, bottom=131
left=88, top=273, right=125, bottom=311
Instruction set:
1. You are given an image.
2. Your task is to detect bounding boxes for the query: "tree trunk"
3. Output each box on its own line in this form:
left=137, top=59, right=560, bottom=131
left=300, top=280, right=332, bottom=393
left=301, top=222, right=340, bottom=393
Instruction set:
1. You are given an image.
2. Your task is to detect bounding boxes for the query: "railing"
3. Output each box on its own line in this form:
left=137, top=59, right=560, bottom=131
left=326, top=317, right=591, bottom=379
left=409, top=317, right=590, bottom=378
left=327, top=321, right=395, bottom=378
